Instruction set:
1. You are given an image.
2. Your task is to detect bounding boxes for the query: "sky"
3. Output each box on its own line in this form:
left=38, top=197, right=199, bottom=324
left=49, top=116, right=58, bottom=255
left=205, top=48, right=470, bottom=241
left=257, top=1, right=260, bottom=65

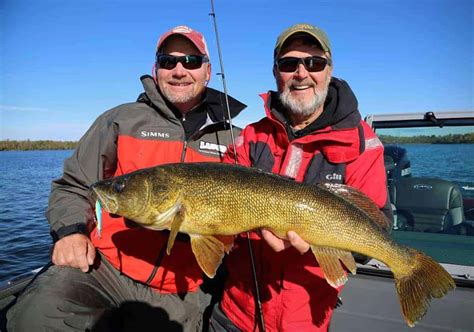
left=1, top=0, right=473, bottom=141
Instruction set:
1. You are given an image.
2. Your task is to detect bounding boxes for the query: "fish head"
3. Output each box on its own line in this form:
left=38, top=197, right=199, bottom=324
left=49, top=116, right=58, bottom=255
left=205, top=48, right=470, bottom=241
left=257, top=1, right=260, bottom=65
left=90, top=170, right=153, bottom=222
left=90, top=167, right=182, bottom=228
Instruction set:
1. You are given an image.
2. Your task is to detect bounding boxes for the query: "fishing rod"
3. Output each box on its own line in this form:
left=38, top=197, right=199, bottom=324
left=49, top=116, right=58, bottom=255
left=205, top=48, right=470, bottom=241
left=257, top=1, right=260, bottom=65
left=208, top=1, right=266, bottom=331
left=208, top=0, right=236, bottom=162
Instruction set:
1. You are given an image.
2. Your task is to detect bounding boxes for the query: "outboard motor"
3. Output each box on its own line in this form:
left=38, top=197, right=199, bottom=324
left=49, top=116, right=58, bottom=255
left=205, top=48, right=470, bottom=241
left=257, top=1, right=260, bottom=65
left=384, top=145, right=411, bottom=180
left=384, top=145, right=411, bottom=231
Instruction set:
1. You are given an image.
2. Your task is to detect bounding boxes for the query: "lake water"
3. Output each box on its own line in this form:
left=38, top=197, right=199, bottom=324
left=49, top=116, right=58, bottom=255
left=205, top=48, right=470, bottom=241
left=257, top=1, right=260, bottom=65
left=0, top=150, right=73, bottom=283
left=0, top=145, right=473, bottom=284
left=405, top=144, right=474, bottom=193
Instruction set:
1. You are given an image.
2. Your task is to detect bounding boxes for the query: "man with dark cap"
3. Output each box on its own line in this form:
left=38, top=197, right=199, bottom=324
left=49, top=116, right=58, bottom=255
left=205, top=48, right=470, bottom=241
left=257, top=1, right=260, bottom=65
left=210, top=23, right=392, bottom=331
left=7, top=25, right=245, bottom=331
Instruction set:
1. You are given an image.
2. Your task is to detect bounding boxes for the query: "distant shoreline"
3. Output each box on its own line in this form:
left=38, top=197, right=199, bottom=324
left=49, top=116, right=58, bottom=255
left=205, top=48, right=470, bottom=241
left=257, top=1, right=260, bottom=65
left=0, top=140, right=78, bottom=151
left=379, top=133, right=474, bottom=145
left=1, top=135, right=472, bottom=151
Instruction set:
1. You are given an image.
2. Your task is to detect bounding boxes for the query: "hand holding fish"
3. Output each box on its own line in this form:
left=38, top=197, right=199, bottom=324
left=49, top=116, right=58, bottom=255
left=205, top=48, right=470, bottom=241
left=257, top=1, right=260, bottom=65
left=261, top=229, right=310, bottom=254
left=51, top=233, right=96, bottom=272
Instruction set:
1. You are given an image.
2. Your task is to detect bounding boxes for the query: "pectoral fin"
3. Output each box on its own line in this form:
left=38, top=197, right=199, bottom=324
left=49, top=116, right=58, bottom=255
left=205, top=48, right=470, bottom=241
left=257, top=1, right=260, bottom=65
left=311, top=246, right=357, bottom=288
left=190, top=234, right=234, bottom=278
left=166, top=203, right=185, bottom=255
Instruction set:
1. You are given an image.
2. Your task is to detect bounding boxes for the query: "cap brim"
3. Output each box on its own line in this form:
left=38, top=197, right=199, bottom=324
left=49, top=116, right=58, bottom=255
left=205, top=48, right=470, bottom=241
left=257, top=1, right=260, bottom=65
left=276, top=30, right=330, bottom=58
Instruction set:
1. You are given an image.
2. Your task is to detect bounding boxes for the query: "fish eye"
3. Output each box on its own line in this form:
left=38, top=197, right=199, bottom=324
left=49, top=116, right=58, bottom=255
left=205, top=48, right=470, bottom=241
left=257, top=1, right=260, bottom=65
left=113, top=181, right=126, bottom=193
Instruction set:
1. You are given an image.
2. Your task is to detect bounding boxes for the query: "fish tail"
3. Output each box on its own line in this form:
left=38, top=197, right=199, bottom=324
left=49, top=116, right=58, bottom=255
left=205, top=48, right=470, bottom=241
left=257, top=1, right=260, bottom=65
left=393, top=250, right=455, bottom=327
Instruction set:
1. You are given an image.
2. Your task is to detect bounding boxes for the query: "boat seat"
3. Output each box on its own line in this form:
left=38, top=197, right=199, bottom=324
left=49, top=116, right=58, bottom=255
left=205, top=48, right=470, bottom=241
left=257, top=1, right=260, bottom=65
left=392, top=177, right=465, bottom=233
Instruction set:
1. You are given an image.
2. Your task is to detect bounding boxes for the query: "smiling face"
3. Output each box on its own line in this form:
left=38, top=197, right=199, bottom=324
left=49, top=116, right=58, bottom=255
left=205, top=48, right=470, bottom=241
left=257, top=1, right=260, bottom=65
left=156, top=35, right=211, bottom=113
left=274, top=37, right=332, bottom=126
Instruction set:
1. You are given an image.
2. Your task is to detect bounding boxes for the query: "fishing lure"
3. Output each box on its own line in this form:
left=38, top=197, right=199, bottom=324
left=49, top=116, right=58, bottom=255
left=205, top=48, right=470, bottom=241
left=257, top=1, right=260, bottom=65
left=95, top=200, right=102, bottom=238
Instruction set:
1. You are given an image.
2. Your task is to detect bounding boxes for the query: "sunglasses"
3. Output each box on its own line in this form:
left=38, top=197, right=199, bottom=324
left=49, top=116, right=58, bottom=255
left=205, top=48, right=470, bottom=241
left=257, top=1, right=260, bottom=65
left=156, top=54, right=209, bottom=70
left=275, top=56, right=331, bottom=73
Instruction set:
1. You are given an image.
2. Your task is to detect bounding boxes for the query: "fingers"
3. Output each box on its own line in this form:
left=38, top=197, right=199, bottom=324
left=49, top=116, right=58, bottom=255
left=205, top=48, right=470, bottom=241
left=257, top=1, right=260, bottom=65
left=51, top=234, right=95, bottom=272
left=87, top=241, right=96, bottom=266
left=261, top=229, right=290, bottom=252
left=261, top=229, right=310, bottom=254
left=287, top=231, right=310, bottom=254
left=74, top=239, right=91, bottom=272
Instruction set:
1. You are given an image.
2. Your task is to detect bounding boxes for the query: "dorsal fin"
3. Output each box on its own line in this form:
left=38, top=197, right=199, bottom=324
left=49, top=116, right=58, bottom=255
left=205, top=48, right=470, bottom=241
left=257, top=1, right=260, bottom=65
left=319, top=183, right=390, bottom=231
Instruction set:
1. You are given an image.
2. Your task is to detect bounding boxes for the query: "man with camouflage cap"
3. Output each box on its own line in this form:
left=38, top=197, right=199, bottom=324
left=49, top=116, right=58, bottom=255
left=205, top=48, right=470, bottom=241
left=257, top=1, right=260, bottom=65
left=210, top=23, right=392, bottom=331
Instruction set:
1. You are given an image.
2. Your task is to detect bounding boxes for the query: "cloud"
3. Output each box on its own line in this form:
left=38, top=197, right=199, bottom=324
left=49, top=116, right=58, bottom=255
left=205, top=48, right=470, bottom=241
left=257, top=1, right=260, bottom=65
left=0, top=104, right=52, bottom=113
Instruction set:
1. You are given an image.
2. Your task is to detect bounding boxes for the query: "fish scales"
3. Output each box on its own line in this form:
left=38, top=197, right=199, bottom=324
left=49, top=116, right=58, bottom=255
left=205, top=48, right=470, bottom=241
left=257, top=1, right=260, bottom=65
left=161, top=163, right=408, bottom=266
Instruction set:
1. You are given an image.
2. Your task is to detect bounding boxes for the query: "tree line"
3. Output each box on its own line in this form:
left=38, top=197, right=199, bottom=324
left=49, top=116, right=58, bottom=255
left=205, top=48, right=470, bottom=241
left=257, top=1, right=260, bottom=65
left=379, top=133, right=474, bottom=144
left=1, top=133, right=473, bottom=151
left=0, top=140, right=78, bottom=151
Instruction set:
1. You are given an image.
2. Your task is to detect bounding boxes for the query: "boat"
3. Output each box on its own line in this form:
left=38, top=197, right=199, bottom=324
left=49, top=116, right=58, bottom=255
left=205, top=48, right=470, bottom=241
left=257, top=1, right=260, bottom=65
left=0, top=266, right=44, bottom=329
left=330, top=111, right=474, bottom=331
left=1, top=111, right=473, bottom=331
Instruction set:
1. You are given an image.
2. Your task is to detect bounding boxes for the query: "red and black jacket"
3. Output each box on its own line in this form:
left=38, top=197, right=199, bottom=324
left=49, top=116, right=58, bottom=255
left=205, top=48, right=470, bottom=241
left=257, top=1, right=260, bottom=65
left=221, top=78, right=391, bottom=331
left=47, top=75, right=245, bottom=293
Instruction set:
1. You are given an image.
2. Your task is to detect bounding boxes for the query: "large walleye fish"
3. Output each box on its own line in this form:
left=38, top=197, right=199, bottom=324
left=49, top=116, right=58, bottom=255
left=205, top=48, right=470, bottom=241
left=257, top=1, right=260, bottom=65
left=91, top=162, right=455, bottom=327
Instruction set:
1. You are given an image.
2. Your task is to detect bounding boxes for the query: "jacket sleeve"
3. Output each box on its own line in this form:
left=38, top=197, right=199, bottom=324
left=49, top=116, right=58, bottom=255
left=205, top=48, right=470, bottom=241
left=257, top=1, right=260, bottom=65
left=46, top=112, right=118, bottom=241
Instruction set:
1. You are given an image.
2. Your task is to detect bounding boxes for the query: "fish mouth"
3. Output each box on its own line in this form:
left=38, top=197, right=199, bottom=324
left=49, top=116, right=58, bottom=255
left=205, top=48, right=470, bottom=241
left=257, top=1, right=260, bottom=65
left=91, top=186, right=118, bottom=214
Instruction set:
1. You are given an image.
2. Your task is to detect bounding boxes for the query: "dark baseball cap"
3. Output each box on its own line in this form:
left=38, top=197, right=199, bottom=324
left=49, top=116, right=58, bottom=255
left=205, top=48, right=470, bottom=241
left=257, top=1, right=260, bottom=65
left=274, top=23, right=331, bottom=59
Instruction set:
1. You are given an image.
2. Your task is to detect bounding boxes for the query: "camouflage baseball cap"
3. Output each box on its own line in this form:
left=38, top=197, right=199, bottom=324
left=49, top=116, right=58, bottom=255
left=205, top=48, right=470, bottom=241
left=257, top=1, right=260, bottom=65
left=274, top=23, right=331, bottom=59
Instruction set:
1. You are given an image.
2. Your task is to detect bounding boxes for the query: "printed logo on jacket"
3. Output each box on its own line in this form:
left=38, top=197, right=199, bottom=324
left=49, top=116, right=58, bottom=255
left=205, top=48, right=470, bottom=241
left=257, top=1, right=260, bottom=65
left=140, top=130, right=170, bottom=139
left=198, top=141, right=227, bottom=155
left=137, top=127, right=180, bottom=141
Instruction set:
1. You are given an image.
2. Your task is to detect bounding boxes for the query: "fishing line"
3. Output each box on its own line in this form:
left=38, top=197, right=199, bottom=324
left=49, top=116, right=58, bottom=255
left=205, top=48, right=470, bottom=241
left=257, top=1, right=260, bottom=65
left=208, top=1, right=266, bottom=331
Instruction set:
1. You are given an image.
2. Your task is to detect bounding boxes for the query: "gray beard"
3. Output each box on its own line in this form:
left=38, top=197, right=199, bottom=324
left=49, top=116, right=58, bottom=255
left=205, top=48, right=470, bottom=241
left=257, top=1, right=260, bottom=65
left=161, top=88, right=195, bottom=105
left=279, top=81, right=329, bottom=118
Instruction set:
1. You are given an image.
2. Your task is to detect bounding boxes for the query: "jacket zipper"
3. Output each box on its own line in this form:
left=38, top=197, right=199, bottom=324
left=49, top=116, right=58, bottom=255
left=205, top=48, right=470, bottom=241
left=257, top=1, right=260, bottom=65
left=180, top=140, right=188, bottom=162
left=180, top=113, right=188, bottom=162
